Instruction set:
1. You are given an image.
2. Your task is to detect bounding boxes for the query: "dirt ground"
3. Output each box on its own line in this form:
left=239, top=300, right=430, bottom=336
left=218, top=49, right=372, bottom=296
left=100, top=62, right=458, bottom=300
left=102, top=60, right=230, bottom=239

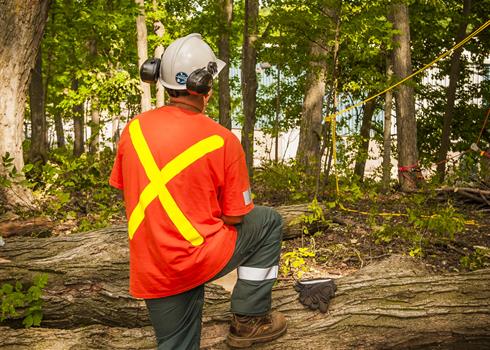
left=277, top=193, right=489, bottom=283
left=216, top=192, right=489, bottom=291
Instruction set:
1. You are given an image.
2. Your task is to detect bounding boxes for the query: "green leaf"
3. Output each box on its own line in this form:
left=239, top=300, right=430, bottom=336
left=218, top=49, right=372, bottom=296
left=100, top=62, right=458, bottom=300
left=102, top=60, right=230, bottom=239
left=23, top=164, right=34, bottom=173
left=34, top=274, right=49, bottom=289
left=32, top=310, right=43, bottom=326
left=1, top=284, right=13, bottom=294
left=28, top=286, right=42, bottom=301
left=15, top=281, right=23, bottom=292
left=22, top=314, right=33, bottom=328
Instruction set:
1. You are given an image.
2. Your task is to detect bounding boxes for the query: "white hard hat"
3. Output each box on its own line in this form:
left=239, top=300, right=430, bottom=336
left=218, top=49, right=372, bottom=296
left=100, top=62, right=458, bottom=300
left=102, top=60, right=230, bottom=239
left=159, top=33, right=226, bottom=90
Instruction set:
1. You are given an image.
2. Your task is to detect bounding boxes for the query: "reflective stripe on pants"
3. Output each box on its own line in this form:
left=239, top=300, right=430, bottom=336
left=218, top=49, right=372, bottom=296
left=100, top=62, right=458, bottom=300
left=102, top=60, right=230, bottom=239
left=144, top=206, right=283, bottom=349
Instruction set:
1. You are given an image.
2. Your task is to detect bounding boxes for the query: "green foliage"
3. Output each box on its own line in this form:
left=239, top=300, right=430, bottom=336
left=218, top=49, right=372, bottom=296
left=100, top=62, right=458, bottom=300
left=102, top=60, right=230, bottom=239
left=407, top=204, right=465, bottom=241
left=291, top=198, right=329, bottom=238
left=253, top=160, right=313, bottom=204
left=371, top=201, right=466, bottom=258
left=280, top=246, right=315, bottom=279
left=26, top=148, right=123, bottom=231
left=1, top=274, right=48, bottom=328
left=460, top=246, right=490, bottom=271
left=411, top=0, right=490, bottom=172
left=43, top=0, right=141, bottom=124
left=0, top=153, right=17, bottom=189
left=338, top=181, right=364, bottom=203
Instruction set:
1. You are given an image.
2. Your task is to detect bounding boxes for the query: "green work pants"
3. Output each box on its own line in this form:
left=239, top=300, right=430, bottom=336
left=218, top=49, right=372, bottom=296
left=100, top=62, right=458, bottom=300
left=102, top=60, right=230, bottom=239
left=145, top=206, right=283, bottom=350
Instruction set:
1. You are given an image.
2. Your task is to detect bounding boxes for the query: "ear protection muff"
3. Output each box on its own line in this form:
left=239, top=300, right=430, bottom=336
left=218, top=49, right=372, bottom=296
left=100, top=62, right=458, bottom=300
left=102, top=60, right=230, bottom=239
left=139, top=59, right=217, bottom=96
left=139, top=57, right=161, bottom=84
left=186, top=61, right=218, bottom=96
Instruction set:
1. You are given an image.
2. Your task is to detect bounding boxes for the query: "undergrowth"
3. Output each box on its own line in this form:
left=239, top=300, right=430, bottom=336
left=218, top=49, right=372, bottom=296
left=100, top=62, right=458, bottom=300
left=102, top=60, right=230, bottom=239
left=0, top=274, right=48, bottom=328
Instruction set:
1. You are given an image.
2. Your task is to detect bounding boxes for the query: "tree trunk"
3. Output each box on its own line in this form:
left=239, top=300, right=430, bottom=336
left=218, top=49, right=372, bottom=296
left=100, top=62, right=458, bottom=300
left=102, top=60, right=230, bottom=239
left=436, top=0, right=471, bottom=181
left=390, top=3, right=419, bottom=192
left=0, top=249, right=489, bottom=349
left=241, top=0, right=259, bottom=179
left=382, top=56, right=394, bottom=193
left=28, top=47, right=48, bottom=165
left=296, top=2, right=341, bottom=175
left=0, top=216, right=53, bottom=238
left=54, top=114, right=65, bottom=149
left=218, top=0, right=233, bottom=130
left=72, top=79, right=85, bottom=157
left=482, top=147, right=490, bottom=185
left=111, top=114, right=121, bottom=147
left=152, top=0, right=165, bottom=108
left=135, top=0, right=152, bottom=112
left=317, top=8, right=341, bottom=196
left=354, top=98, right=376, bottom=181
left=0, top=0, right=50, bottom=199
left=89, top=102, right=100, bottom=154
left=296, top=40, right=329, bottom=174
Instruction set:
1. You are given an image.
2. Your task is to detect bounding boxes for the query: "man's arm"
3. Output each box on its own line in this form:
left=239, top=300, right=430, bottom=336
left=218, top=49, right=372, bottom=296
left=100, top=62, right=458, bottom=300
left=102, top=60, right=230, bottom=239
left=222, top=215, right=244, bottom=226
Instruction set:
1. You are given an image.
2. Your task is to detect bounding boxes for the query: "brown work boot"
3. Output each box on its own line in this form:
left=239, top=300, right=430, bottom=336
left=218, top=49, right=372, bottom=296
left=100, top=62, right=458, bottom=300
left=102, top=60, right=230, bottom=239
left=226, top=311, right=287, bottom=348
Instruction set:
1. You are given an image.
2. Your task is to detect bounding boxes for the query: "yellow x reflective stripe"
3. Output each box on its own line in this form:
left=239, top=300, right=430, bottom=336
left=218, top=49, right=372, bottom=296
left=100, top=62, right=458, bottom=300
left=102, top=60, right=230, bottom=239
left=128, top=119, right=224, bottom=245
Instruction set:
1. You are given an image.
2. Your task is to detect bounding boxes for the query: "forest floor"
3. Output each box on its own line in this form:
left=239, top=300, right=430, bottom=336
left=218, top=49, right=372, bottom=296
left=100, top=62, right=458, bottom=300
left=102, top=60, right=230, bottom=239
left=274, top=193, right=490, bottom=284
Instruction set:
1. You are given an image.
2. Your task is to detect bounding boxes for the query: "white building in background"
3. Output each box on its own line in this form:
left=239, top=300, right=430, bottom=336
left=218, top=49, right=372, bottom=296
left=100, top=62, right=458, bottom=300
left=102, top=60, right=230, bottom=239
left=231, top=128, right=300, bottom=167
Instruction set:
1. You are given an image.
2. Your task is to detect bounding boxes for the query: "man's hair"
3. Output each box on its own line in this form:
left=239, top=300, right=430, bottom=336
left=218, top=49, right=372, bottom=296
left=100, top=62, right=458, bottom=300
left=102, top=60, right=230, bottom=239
left=166, top=88, right=190, bottom=98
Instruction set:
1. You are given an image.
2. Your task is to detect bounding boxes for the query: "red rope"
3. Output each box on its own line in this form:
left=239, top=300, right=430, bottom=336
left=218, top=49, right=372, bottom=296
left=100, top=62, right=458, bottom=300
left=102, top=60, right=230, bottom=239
left=398, top=163, right=420, bottom=172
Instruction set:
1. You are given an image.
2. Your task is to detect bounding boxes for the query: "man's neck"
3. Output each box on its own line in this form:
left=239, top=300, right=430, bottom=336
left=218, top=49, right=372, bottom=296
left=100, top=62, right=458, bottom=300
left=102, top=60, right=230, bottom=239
left=169, top=96, right=205, bottom=113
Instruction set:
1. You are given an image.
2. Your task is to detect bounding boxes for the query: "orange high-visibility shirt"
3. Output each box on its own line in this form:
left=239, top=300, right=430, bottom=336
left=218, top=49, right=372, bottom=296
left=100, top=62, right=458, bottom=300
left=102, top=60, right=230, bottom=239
left=110, top=106, right=253, bottom=298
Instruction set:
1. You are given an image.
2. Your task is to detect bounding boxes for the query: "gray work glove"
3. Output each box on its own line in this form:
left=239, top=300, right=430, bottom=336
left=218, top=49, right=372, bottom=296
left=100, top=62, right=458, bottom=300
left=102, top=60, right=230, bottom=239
left=294, top=278, right=336, bottom=313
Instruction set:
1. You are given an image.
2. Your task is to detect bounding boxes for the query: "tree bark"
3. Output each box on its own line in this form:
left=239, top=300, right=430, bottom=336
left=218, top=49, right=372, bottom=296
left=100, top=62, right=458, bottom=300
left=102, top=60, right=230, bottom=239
left=0, top=0, right=50, bottom=174
left=0, top=252, right=489, bottom=350
left=111, top=114, right=121, bottom=147
left=382, top=56, right=394, bottom=193
left=482, top=147, right=490, bottom=186
left=354, top=98, right=376, bottom=181
left=317, top=8, right=341, bottom=196
left=296, top=41, right=329, bottom=174
left=297, top=2, right=341, bottom=175
left=0, top=216, right=53, bottom=238
left=436, top=0, right=471, bottom=181
left=54, top=114, right=66, bottom=149
left=390, top=3, right=419, bottom=192
left=152, top=0, right=165, bottom=108
left=72, top=79, right=85, bottom=157
left=88, top=101, right=100, bottom=154
left=135, top=0, right=152, bottom=112
left=0, top=0, right=50, bottom=207
left=241, top=0, right=259, bottom=179
left=218, top=0, right=233, bottom=130
left=28, top=48, right=48, bottom=164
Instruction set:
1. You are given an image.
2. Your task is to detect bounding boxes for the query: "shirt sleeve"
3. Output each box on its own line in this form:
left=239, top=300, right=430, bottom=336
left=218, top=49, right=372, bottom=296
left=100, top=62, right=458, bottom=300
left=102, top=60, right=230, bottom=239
left=109, top=140, right=124, bottom=190
left=220, top=137, right=254, bottom=216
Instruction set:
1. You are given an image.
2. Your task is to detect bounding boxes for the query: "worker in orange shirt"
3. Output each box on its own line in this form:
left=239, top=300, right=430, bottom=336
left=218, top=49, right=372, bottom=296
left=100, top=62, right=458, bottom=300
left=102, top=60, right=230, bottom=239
left=110, top=33, right=287, bottom=349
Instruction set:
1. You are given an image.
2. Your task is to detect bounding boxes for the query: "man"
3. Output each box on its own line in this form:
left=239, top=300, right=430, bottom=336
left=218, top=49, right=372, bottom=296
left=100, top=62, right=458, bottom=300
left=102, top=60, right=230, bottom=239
left=110, top=33, right=287, bottom=349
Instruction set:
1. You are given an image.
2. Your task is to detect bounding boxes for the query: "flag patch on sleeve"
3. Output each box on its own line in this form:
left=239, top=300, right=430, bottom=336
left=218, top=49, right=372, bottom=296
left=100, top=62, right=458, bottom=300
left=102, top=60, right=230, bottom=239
left=243, top=188, right=252, bottom=205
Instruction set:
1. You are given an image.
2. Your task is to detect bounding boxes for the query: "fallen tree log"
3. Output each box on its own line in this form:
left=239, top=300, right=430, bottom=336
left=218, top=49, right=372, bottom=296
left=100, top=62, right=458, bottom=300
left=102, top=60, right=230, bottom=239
left=0, top=216, right=53, bottom=238
left=1, top=256, right=489, bottom=349
left=1, top=207, right=490, bottom=349
left=0, top=202, right=317, bottom=328
left=436, top=187, right=490, bottom=208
